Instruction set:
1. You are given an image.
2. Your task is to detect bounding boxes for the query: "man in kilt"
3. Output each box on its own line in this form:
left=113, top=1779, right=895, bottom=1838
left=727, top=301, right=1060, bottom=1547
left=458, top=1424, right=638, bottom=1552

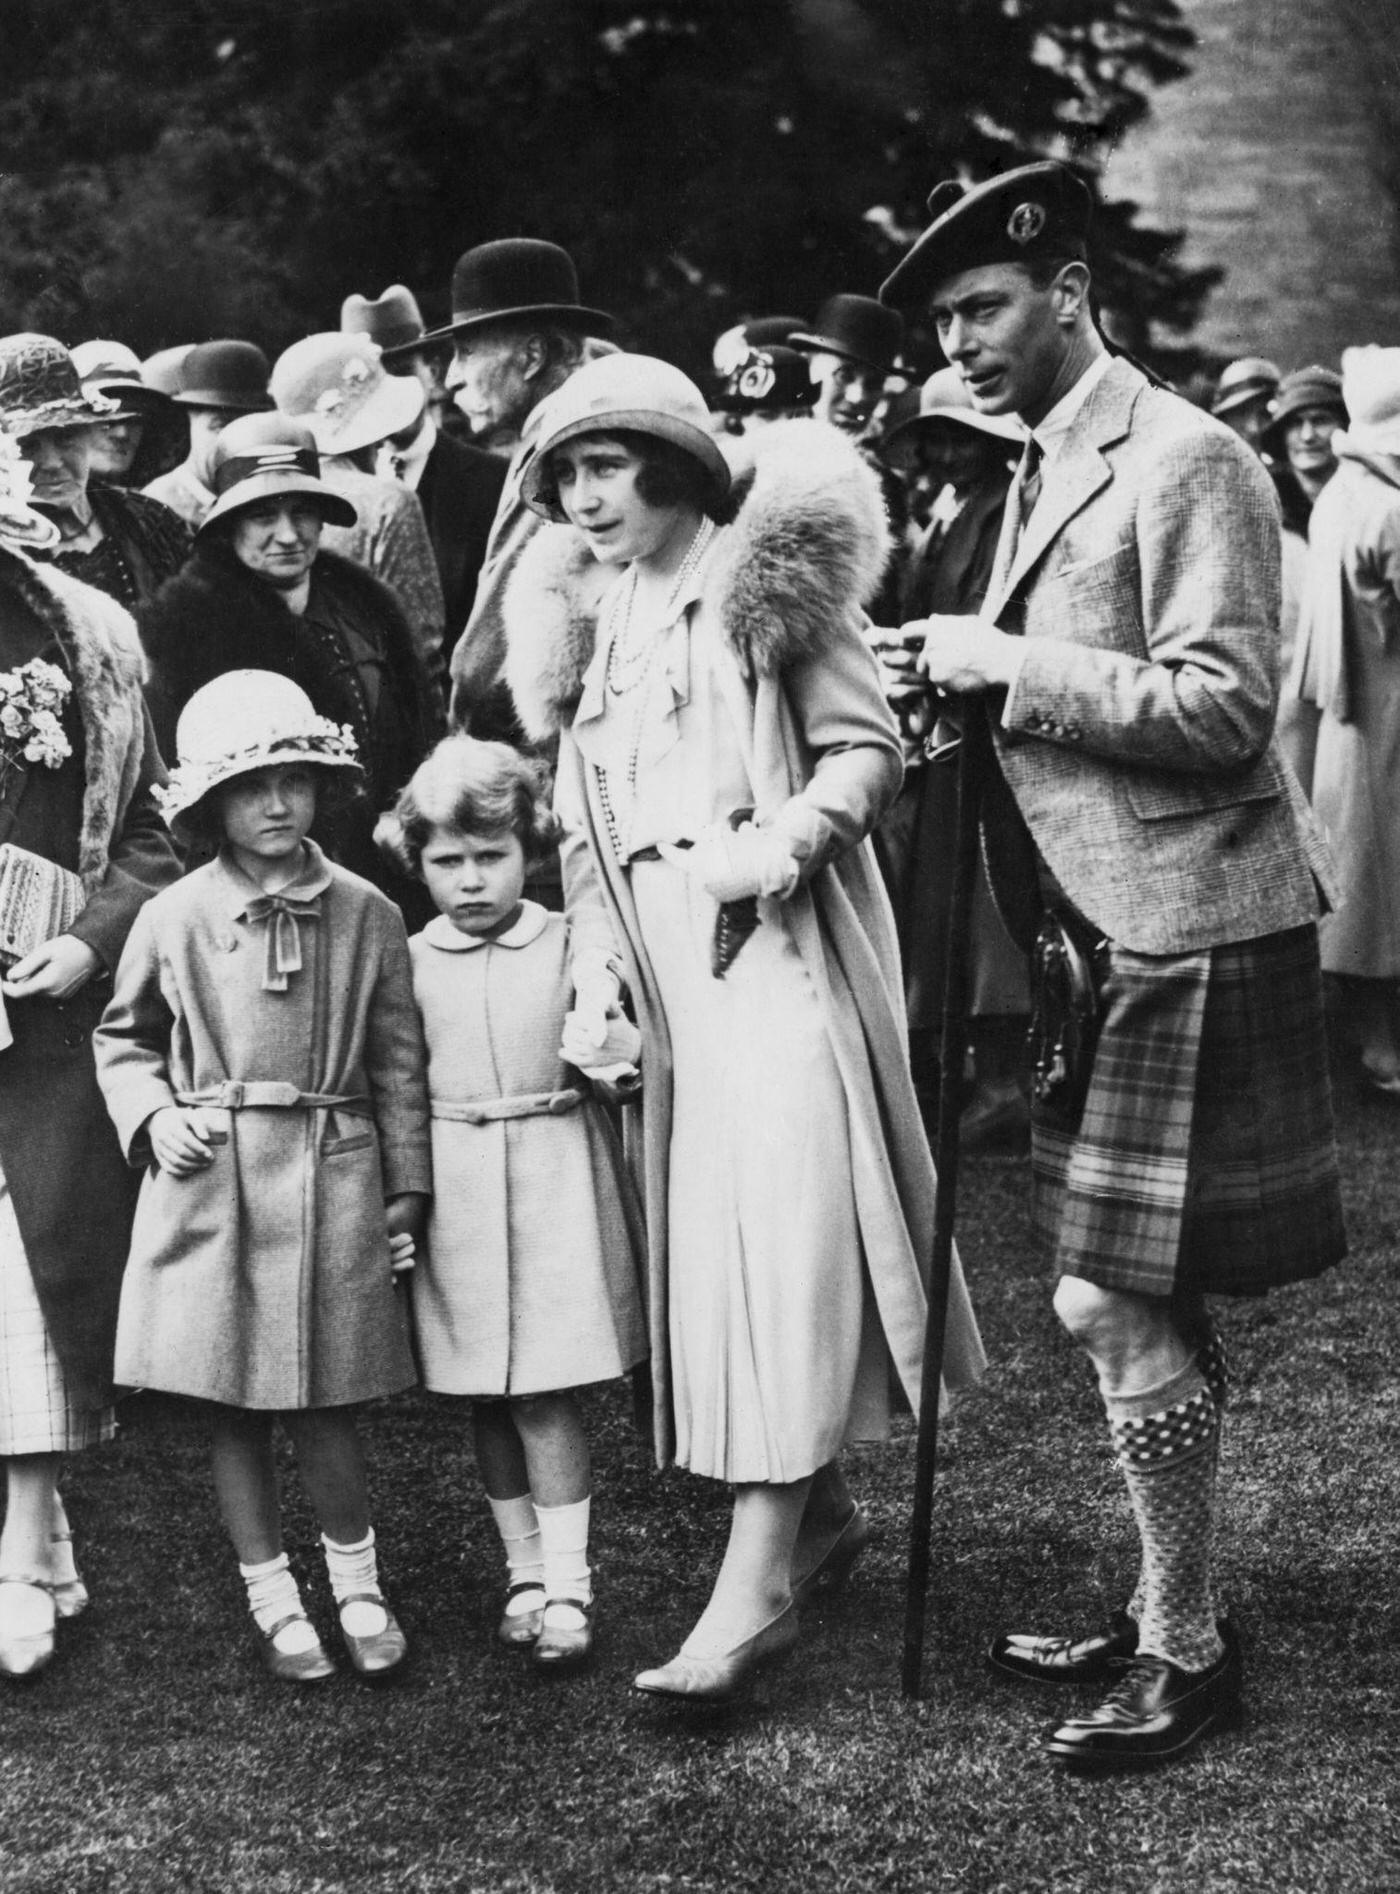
left=882, top=162, right=1345, bottom=1771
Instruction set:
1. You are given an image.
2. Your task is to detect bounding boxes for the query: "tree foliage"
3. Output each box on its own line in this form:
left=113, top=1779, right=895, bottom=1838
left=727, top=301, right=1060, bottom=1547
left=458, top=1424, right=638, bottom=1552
left=0, top=0, right=1218, bottom=373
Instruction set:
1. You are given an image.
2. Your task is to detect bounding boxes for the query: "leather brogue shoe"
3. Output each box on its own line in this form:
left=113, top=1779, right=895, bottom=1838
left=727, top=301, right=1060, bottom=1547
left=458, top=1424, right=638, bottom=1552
left=1043, top=1626, right=1242, bottom=1772
left=988, top=1609, right=1139, bottom=1686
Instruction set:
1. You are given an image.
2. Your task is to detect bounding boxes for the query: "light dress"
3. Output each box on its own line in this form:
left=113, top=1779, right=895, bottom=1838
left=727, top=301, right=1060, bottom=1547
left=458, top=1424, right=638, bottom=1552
left=0, top=1165, right=112, bottom=1454
left=581, top=595, right=888, bottom=1485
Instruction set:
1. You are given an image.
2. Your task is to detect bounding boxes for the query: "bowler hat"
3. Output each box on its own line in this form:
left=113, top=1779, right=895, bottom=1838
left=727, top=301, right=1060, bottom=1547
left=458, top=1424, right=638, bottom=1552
left=69, top=338, right=170, bottom=421
left=712, top=345, right=816, bottom=416
left=1211, top=356, right=1281, bottom=418
left=173, top=339, right=274, bottom=413
left=271, top=332, right=425, bottom=458
left=790, top=296, right=904, bottom=376
left=200, top=413, right=357, bottom=535
left=879, top=163, right=1093, bottom=312
left=341, top=285, right=428, bottom=363
left=0, top=333, right=121, bottom=438
left=141, top=344, right=195, bottom=397
left=419, top=239, right=613, bottom=347
left=522, top=352, right=730, bottom=523
left=1261, top=365, right=1347, bottom=455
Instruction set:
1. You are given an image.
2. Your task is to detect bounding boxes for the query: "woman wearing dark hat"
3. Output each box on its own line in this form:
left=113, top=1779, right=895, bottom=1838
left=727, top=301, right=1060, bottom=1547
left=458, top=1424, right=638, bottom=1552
left=138, top=414, right=442, bottom=912
left=0, top=334, right=192, bottom=613
left=710, top=344, right=816, bottom=436
left=0, top=431, right=178, bottom=1676
left=504, top=352, right=983, bottom=1699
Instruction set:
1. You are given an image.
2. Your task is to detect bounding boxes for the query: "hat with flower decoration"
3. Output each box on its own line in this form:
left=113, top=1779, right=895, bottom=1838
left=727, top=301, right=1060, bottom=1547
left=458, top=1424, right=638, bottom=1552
left=271, top=332, right=425, bottom=458
left=0, top=333, right=122, bottom=439
left=711, top=345, right=817, bottom=416
left=156, top=670, right=363, bottom=842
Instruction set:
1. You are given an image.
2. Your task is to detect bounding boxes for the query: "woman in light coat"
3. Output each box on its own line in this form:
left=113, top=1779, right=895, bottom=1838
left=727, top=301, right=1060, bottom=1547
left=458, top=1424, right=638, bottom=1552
left=504, top=354, right=984, bottom=1699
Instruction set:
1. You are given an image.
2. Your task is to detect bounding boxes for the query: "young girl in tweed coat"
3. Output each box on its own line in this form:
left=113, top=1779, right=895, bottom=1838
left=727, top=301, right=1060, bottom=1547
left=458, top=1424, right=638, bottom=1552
left=378, top=734, right=646, bottom=1671
left=95, top=671, right=430, bottom=1686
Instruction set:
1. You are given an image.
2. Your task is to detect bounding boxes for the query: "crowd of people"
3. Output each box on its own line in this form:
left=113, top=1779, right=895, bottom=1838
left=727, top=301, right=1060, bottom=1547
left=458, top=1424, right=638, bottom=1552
left=0, top=156, right=1364, bottom=1778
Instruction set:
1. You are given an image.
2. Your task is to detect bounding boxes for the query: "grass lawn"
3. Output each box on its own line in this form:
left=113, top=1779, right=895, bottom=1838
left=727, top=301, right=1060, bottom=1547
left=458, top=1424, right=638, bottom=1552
left=2, top=1086, right=1397, bottom=1893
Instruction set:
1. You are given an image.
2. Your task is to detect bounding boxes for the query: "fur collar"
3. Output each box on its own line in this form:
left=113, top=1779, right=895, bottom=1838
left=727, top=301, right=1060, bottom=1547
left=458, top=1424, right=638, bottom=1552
left=504, top=418, right=890, bottom=740
left=0, top=547, right=150, bottom=889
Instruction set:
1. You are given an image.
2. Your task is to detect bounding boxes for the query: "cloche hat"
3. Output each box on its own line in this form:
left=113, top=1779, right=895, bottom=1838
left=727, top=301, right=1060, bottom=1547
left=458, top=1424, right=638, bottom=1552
left=884, top=366, right=1025, bottom=449
left=419, top=239, right=614, bottom=347
left=68, top=339, right=168, bottom=423
left=1261, top=365, right=1347, bottom=456
left=199, top=413, right=358, bottom=535
left=341, top=286, right=429, bottom=363
left=156, top=671, right=362, bottom=844
left=712, top=316, right=807, bottom=378
left=711, top=345, right=817, bottom=416
left=0, top=333, right=120, bottom=438
left=522, top=352, right=731, bottom=523
left=1211, top=355, right=1281, bottom=418
left=790, top=295, right=904, bottom=375
left=173, top=339, right=274, bottom=413
left=271, top=332, right=425, bottom=458
left=879, top=163, right=1094, bottom=313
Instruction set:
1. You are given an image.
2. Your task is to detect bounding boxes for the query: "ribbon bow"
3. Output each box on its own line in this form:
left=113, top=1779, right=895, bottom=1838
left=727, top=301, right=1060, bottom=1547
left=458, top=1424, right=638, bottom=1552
left=243, top=893, right=322, bottom=992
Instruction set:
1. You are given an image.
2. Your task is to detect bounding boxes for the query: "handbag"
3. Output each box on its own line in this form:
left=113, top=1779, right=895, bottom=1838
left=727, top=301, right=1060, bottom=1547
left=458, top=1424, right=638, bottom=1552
left=0, top=843, right=86, bottom=970
left=1028, top=907, right=1108, bottom=1126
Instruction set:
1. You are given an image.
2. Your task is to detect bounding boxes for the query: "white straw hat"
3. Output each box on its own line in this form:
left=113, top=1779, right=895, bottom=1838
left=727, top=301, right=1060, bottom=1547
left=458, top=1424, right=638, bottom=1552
left=271, top=332, right=424, bottom=458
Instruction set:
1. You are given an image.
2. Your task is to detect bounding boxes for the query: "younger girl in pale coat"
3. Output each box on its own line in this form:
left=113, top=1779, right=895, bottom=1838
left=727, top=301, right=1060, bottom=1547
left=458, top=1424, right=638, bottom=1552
left=377, top=735, right=646, bottom=1670
left=95, top=671, right=431, bottom=1685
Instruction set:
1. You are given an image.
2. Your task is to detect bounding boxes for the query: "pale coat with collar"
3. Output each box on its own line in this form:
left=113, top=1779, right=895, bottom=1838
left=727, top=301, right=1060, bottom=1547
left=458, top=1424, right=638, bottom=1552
left=504, top=419, right=986, bottom=1468
left=95, top=846, right=428, bottom=1409
left=408, top=903, right=647, bottom=1396
left=983, top=356, right=1334, bottom=954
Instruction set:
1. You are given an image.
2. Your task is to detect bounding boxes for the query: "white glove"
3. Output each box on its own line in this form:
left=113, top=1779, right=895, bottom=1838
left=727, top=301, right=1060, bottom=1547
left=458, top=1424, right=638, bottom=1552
left=569, top=950, right=624, bottom=1050
left=560, top=1008, right=642, bottom=1074
left=658, top=822, right=799, bottom=902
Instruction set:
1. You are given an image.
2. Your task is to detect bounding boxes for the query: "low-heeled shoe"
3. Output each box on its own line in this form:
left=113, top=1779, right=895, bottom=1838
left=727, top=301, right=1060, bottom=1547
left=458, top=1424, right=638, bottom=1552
left=497, top=1583, right=546, bottom=1650
left=339, top=1595, right=408, bottom=1678
left=633, top=1604, right=799, bottom=1703
left=1043, top=1625, right=1242, bottom=1772
left=533, top=1598, right=593, bottom=1671
left=0, top=1576, right=57, bottom=1680
left=987, top=1609, right=1139, bottom=1686
left=254, top=1611, right=336, bottom=1685
left=791, top=1508, right=872, bottom=1609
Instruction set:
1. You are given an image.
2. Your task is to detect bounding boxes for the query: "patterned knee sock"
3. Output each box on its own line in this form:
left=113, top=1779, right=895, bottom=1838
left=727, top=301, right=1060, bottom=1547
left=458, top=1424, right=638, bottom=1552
left=1106, top=1362, right=1223, bottom=1672
left=1126, top=1315, right=1229, bottom=1623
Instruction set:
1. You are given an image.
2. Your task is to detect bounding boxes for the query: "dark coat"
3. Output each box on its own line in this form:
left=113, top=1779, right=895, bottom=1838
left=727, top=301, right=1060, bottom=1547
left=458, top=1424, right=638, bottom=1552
left=137, top=539, right=444, bottom=913
left=415, top=430, right=508, bottom=662
left=48, top=484, right=192, bottom=612
left=0, top=549, right=180, bottom=1406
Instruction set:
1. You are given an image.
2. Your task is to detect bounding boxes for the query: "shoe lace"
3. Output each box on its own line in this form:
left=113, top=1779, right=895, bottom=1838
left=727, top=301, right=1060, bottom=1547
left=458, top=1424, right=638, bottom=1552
left=1099, top=1656, right=1161, bottom=1708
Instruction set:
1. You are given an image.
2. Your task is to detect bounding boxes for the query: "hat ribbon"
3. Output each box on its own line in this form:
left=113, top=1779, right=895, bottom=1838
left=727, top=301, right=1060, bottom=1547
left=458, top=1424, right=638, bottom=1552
left=214, top=447, right=320, bottom=495
left=243, top=892, right=322, bottom=991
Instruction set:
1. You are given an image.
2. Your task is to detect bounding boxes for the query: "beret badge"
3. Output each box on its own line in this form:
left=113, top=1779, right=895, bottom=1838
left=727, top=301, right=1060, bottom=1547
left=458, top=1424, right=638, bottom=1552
left=1007, top=201, right=1047, bottom=245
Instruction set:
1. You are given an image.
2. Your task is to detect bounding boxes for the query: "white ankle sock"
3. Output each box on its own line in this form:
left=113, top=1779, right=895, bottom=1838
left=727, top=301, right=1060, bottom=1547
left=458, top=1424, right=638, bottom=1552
left=322, top=1530, right=388, bottom=1638
left=489, top=1493, right=545, bottom=1614
left=536, top=1496, right=592, bottom=1610
left=240, top=1552, right=320, bottom=1654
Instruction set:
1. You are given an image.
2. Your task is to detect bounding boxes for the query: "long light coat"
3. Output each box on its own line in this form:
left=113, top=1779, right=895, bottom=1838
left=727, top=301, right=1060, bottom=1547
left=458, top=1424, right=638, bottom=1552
left=95, top=847, right=430, bottom=1409
left=504, top=420, right=986, bottom=1468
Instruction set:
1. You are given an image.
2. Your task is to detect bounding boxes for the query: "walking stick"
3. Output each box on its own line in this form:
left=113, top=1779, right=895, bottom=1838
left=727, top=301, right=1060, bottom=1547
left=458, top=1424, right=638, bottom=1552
left=901, top=701, right=989, bottom=1698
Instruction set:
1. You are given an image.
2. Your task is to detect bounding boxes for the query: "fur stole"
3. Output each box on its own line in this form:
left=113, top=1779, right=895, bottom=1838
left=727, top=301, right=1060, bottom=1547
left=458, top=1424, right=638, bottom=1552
left=504, top=418, right=891, bottom=741
left=0, top=547, right=150, bottom=891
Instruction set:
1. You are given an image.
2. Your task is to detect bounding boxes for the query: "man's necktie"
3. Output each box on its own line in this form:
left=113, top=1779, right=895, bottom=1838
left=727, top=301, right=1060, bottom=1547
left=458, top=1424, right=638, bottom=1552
left=1017, top=435, right=1044, bottom=540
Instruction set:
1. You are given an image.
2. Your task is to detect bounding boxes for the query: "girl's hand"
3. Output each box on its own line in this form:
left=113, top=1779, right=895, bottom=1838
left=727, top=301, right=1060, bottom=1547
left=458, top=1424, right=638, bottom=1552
left=388, top=1231, right=416, bottom=1276
left=148, top=1106, right=217, bottom=1176
left=570, top=968, right=623, bottom=1051
left=1, top=935, right=101, bottom=1001
left=385, top=1192, right=427, bottom=1277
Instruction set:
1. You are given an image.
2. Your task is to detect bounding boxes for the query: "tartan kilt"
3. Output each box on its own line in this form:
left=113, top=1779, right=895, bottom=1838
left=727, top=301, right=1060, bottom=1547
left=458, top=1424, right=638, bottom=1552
left=1033, top=922, right=1346, bottom=1296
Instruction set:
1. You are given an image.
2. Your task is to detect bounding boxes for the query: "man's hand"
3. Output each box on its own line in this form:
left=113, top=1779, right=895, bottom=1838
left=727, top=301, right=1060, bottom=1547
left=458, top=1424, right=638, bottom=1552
left=910, top=615, right=1025, bottom=695
left=1, top=935, right=101, bottom=1001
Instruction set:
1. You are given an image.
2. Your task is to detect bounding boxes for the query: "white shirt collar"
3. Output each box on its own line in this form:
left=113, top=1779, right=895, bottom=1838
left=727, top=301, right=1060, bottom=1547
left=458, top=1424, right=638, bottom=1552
left=376, top=413, right=436, bottom=491
left=421, top=900, right=550, bottom=953
left=1028, top=351, right=1113, bottom=463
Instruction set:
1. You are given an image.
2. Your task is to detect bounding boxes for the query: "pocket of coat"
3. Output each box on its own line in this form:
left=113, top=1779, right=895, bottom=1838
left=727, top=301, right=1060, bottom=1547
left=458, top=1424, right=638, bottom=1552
left=322, top=1130, right=375, bottom=1156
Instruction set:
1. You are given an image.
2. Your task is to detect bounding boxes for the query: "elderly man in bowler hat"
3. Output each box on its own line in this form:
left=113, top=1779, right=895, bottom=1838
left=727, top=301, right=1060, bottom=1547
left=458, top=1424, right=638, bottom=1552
left=144, top=339, right=275, bottom=527
left=427, top=238, right=614, bottom=737
left=342, top=288, right=507, bottom=662
left=882, top=162, right=1345, bottom=1771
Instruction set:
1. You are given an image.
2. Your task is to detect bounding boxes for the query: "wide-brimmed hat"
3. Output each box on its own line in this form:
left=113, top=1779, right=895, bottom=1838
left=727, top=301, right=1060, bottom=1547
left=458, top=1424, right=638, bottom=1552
left=341, top=285, right=428, bottom=363
left=1261, top=365, right=1347, bottom=456
left=884, top=366, right=1026, bottom=453
left=522, top=352, right=731, bottom=523
left=880, top=163, right=1094, bottom=313
left=69, top=339, right=171, bottom=422
left=419, top=239, right=614, bottom=347
left=173, top=339, right=274, bottom=413
left=0, top=333, right=121, bottom=438
left=1334, top=346, right=1400, bottom=456
left=1211, top=355, right=1281, bottom=418
left=199, top=413, right=358, bottom=535
left=790, top=296, right=904, bottom=376
left=142, top=343, right=195, bottom=397
left=271, top=332, right=425, bottom=458
left=156, top=670, right=362, bottom=843
left=712, top=345, right=817, bottom=416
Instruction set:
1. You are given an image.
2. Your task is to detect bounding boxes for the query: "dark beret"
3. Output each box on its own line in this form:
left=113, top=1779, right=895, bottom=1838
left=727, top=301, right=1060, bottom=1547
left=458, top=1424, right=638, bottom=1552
left=880, top=162, right=1094, bottom=312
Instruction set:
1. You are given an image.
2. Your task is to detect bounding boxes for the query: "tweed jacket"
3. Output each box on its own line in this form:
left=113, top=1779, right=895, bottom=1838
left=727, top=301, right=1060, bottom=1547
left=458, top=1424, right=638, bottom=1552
left=980, top=356, right=1335, bottom=954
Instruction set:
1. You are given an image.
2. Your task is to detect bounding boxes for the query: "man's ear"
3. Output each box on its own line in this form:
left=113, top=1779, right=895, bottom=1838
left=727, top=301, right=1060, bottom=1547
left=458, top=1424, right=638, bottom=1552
left=1051, top=262, right=1093, bottom=328
left=518, top=333, right=550, bottom=382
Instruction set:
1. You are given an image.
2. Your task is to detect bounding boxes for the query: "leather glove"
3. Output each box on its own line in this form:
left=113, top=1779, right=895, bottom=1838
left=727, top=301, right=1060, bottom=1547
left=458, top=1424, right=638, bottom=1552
left=658, top=822, right=799, bottom=902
